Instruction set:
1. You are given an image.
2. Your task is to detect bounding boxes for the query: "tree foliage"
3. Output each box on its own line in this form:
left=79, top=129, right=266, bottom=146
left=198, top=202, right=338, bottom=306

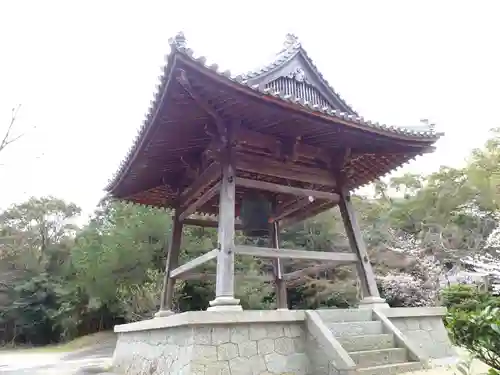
left=1, top=129, right=500, bottom=346
left=447, top=306, right=500, bottom=371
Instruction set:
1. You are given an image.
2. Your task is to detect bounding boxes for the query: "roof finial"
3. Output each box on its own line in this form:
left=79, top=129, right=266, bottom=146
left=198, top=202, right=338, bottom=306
left=169, top=32, right=187, bottom=49
left=283, top=33, right=299, bottom=49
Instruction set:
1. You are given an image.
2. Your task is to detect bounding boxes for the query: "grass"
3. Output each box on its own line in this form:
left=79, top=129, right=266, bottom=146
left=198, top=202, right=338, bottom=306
left=0, top=331, right=116, bottom=353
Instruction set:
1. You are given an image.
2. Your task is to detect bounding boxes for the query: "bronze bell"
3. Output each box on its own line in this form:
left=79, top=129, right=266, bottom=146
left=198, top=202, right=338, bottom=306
left=240, top=192, right=272, bottom=238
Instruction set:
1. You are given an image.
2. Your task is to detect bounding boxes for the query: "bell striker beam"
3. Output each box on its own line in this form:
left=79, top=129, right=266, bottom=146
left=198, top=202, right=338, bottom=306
left=208, top=132, right=242, bottom=311
left=338, top=188, right=388, bottom=308
left=155, top=212, right=184, bottom=317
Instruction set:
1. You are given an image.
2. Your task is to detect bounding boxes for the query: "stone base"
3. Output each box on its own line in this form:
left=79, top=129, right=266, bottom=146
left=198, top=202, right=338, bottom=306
left=378, top=307, right=457, bottom=360
left=207, top=296, right=242, bottom=311
left=112, top=310, right=308, bottom=375
left=153, top=309, right=175, bottom=318
left=358, top=296, right=390, bottom=309
left=111, top=307, right=455, bottom=375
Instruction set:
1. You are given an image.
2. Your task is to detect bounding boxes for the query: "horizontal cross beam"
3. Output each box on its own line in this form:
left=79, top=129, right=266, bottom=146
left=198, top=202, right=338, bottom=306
left=169, top=249, right=218, bottom=279
left=233, top=127, right=331, bottom=165
left=234, top=245, right=358, bottom=263
left=235, top=177, right=339, bottom=201
left=177, top=272, right=274, bottom=282
left=235, top=152, right=336, bottom=187
left=182, top=217, right=243, bottom=229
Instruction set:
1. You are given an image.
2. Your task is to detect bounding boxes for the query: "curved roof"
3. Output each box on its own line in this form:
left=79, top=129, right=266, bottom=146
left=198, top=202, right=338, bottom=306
left=104, top=32, right=442, bottom=210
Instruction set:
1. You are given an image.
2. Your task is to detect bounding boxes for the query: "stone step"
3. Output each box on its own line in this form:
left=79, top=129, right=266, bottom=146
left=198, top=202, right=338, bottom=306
left=316, top=308, right=373, bottom=322
left=349, top=348, right=407, bottom=367
left=337, top=334, right=395, bottom=352
left=357, top=362, right=423, bottom=375
left=328, top=321, right=383, bottom=337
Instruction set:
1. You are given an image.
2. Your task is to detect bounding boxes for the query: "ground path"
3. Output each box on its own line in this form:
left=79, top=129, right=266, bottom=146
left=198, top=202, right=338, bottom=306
left=0, top=341, right=490, bottom=375
left=0, top=338, right=115, bottom=374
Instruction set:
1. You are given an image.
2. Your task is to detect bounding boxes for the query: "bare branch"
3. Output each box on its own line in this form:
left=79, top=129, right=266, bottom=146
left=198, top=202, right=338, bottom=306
left=0, top=104, right=23, bottom=154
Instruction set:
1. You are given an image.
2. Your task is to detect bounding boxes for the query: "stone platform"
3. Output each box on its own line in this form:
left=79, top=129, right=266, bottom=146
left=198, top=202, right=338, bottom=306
left=112, top=307, right=456, bottom=375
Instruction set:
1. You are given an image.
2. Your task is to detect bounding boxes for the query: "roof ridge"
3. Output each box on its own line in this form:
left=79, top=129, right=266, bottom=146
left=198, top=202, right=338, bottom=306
left=239, top=33, right=359, bottom=116
left=239, top=33, right=301, bottom=81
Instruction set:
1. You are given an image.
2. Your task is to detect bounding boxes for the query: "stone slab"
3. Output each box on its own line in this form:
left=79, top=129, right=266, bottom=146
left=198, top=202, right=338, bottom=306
left=377, top=307, right=447, bottom=318
left=114, top=309, right=305, bottom=333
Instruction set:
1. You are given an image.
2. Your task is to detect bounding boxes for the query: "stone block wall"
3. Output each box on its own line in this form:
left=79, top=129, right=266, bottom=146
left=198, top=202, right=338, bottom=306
left=305, top=333, right=339, bottom=375
left=389, top=315, right=456, bottom=359
left=113, top=322, right=310, bottom=375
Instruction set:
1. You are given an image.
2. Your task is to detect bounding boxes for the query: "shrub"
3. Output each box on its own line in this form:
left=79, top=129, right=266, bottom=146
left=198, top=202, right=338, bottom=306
left=446, top=306, right=500, bottom=371
left=378, top=274, right=436, bottom=307
left=441, top=284, right=500, bottom=312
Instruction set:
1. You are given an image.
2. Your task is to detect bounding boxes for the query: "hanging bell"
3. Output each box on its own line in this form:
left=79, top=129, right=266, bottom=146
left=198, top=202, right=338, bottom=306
left=240, top=192, right=272, bottom=238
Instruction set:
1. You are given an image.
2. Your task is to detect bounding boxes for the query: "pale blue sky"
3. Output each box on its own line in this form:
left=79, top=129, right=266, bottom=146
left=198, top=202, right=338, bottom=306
left=1, top=0, right=499, bottom=219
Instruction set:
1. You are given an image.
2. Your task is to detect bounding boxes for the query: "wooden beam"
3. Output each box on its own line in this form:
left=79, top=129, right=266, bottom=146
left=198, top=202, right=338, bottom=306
left=338, top=190, right=381, bottom=298
left=280, top=200, right=337, bottom=227
left=235, top=177, right=339, bottom=201
left=179, top=161, right=221, bottom=208
left=234, top=245, right=358, bottom=263
left=177, top=272, right=273, bottom=282
left=270, top=220, right=288, bottom=309
left=234, top=127, right=331, bottom=164
left=176, top=69, right=228, bottom=143
left=209, top=145, right=241, bottom=309
left=158, top=213, right=183, bottom=314
left=179, top=181, right=221, bottom=221
left=350, top=145, right=436, bottom=157
left=271, top=197, right=313, bottom=223
left=183, top=217, right=243, bottom=230
left=170, top=249, right=218, bottom=279
left=235, top=152, right=336, bottom=187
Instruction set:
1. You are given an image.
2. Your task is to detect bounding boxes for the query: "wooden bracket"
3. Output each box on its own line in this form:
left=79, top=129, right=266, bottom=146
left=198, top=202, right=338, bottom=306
left=329, top=147, right=352, bottom=170
left=179, top=161, right=222, bottom=210
left=176, top=69, right=228, bottom=144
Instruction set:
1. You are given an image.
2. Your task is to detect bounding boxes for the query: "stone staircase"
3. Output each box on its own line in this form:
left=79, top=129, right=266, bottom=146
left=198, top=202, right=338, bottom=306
left=317, top=309, right=423, bottom=375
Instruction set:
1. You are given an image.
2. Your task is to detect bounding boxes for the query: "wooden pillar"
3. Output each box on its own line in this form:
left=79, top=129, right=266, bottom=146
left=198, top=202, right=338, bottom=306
left=155, top=212, right=183, bottom=317
left=338, top=189, right=388, bottom=308
left=270, top=221, right=288, bottom=309
left=208, top=150, right=242, bottom=311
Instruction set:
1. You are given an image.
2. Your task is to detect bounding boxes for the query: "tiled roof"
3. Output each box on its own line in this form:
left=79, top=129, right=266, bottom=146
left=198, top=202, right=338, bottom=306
left=105, top=32, right=442, bottom=192
left=240, top=33, right=358, bottom=116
